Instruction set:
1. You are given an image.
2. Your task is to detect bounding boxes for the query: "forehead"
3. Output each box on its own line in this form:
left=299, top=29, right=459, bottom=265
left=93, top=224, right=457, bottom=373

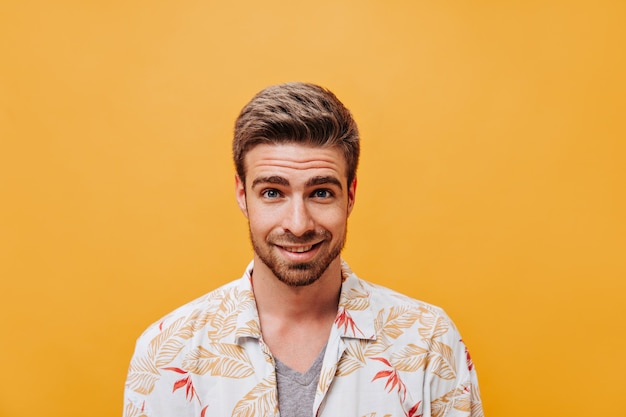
left=244, top=143, right=348, bottom=183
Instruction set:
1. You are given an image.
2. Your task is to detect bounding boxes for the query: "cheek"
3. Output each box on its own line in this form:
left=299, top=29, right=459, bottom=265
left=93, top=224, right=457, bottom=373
left=246, top=208, right=276, bottom=234
left=315, top=207, right=348, bottom=230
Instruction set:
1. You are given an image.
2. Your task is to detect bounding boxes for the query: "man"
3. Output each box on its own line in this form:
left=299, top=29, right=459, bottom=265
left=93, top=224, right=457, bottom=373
left=123, top=82, right=483, bottom=417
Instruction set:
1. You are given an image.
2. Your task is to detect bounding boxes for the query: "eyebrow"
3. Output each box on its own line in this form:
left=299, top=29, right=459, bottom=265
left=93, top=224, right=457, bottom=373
left=250, top=175, right=343, bottom=190
left=251, top=176, right=289, bottom=189
left=306, top=176, right=343, bottom=190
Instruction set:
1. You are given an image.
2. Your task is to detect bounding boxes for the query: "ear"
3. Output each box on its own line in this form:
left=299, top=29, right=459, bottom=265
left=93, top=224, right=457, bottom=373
left=347, top=177, right=357, bottom=216
left=235, top=174, right=248, bottom=218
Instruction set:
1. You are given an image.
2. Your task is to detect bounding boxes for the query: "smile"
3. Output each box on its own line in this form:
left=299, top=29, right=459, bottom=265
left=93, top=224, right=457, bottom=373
left=283, top=245, right=313, bottom=253
left=277, top=242, right=322, bottom=253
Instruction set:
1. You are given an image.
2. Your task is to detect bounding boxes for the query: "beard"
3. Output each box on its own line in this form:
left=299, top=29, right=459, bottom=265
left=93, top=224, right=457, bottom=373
left=250, top=227, right=346, bottom=287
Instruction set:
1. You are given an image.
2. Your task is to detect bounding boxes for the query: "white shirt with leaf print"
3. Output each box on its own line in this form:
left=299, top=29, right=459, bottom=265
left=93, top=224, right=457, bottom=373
left=124, top=260, right=484, bottom=417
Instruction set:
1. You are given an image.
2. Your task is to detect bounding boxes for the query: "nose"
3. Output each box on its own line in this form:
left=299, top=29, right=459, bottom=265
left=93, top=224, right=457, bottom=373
left=282, top=199, right=315, bottom=237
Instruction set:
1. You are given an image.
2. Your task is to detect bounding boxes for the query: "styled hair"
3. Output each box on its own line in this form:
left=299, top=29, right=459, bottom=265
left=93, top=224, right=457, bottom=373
left=233, top=82, right=360, bottom=186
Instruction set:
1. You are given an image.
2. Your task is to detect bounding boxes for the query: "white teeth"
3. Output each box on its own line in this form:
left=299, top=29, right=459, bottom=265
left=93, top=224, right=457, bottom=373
left=284, top=245, right=313, bottom=253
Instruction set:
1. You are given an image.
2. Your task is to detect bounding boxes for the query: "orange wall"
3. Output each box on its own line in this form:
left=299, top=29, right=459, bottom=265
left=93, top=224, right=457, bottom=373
left=1, top=1, right=625, bottom=416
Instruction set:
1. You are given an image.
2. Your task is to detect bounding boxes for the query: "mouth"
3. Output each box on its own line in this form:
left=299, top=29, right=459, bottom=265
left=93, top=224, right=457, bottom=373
left=283, top=245, right=313, bottom=253
left=276, top=241, right=322, bottom=253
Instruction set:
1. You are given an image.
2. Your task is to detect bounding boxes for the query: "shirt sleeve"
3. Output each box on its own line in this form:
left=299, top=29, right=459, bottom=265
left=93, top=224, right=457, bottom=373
left=122, top=322, right=199, bottom=417
left=425, top=317, right=484, bottom=417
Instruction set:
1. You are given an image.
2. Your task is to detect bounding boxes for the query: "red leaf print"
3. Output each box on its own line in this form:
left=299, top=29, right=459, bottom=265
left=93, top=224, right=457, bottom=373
left=187, top=380, right=197, bottom=402
left=462, top=340, right=474, bottom=371
left=172, top=375, right=199, bottom=402
left=163, top=368, right=202, bottom=405
left=405, top=401, right=422, bottom=417
left=372, top=370, right=394, bottom=381
left=370, top=357, right=392, bottom=367
left=200, top=405, right=209, bottom=417
left=173, top=376, right=189, bottom=392
left=163, top=367, right=187, bottom=374
left=384, top=370, right=401, bottom=392
left=370, top=357, right=408, bottom=401
left=334, top=307, right=364, bottom=336
left=186, top=379, right=193, bottom=397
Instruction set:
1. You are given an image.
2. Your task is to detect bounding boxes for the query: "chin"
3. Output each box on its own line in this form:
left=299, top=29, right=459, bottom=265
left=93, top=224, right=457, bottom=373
left=273, top=262, right=328, bottom=287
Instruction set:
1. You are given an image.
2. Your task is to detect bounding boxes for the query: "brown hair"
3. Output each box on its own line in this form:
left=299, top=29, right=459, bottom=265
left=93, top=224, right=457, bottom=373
left=233, top=82, right=360, bottom=186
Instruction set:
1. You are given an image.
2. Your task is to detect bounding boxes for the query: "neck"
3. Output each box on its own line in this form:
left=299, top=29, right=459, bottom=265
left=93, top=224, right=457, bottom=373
left=251, top=257, right=342, bottom=321
left=250, top=256, right=342, bottom=372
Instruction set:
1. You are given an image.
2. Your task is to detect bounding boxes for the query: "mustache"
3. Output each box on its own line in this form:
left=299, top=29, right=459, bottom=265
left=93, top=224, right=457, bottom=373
left=268, top=230, right=330, bottom=245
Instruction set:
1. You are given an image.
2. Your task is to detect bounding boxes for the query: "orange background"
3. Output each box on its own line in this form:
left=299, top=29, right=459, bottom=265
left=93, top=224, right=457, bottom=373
left=1, top=1, right=625, bottom=416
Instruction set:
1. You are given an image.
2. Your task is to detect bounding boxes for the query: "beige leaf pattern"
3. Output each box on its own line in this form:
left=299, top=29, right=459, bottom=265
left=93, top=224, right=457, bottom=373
left=375, top=306, right=420, bottom=340
left=341, top=284, right=370, bottom=311
left=431, top=392, right=451, bottom=417
left=318, top=365, right=338, bottom=395
left=431, top=386, right=467, bottom=417
left=178, top=309, right=214, bottom=339
left=127, top=309, right=216, bottom=396
left=157, top=311, right=214, bottom=368
left=155, top=338, right=185, bottom=368
left=366, top=306, right=419, bottom=357
left=417, top=306, right=450, bottom=339
left=147, top=316, right=188, bottom=360
left=427, top=340, right=457, bottom=380
left=235, top=319, right=261, bottom=339
left=453, top=395, right=471, bottom=413
left=418, top=314, right=449, bottom=340
left=363, top=332, right=392, bottom=357
left=336, top=339, right=368, bottom=376
left=390, top=343, right=429, bottom=373
left=448, top=382, right=484, bottom=417
left=208, top=288, right=255, bottom=342
left=231, top=378, right=278, bottom=417
left=124, top=401, right=147, bottom=417
left=151, top=309, right=214, bottom=368
left=182, top=344, right=254, bottom=378
left=470, top=383, right=484, bottom=417
left=126, top=356, right=160, bottom=395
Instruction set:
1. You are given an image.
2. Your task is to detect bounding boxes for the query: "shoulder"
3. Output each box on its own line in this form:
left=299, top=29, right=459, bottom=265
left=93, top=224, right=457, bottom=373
left=124, top=275, right=259, bottom=410
left=347, top=273, right=448, bottom=318
left=345, top=274, right=462, bottom=344
left=349, top=276, right=475, bottom=374
left=133, top=277, right=250, bottom=348
left=341, top=260, right=446, bottom=314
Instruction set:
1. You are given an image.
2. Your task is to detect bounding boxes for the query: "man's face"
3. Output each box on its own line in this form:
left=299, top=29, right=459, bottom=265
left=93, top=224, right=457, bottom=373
left=236, top=143, right=356, bottom=287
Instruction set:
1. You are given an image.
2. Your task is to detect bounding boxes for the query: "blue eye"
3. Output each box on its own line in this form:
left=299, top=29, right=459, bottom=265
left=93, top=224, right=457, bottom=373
left=262, top=189, right=280, bottom=199
left=313, top=189, right=332, bottom=198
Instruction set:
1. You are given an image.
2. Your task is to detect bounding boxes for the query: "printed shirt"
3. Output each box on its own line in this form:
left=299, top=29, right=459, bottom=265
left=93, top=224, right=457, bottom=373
left=124, top=261, right=484, bottom=417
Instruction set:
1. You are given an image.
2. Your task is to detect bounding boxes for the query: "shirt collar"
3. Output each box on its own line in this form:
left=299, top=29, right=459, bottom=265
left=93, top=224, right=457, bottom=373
left=232, top=260, right=377, bottom=344
left=335, top=260, right=377, bottom=341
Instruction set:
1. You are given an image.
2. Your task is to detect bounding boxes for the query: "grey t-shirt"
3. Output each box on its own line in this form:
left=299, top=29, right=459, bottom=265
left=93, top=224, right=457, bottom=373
left=275, top=346, right=326, bottom=417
